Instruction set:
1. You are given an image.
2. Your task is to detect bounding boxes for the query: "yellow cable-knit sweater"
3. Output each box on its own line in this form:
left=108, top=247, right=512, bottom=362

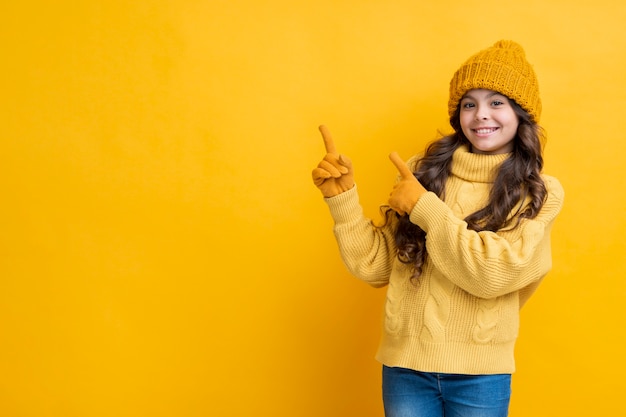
left=325, top=145, right=564, bottom=374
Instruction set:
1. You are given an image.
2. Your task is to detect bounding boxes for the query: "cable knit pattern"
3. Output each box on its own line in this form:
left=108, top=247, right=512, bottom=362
left=382, top=263, right=405, bottom=334
left=324, top=145, right=564, bottom=374
left=421, top=273, right=454, bottom=343
left=473, top=298, right=501, bottom=343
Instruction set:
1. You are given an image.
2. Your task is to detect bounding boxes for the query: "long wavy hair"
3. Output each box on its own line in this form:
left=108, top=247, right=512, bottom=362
left=386, top=99, right=548, bottom=278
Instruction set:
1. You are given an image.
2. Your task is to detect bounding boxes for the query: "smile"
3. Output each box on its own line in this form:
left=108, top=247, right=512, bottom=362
left=473, top=127, right=499, bottom=134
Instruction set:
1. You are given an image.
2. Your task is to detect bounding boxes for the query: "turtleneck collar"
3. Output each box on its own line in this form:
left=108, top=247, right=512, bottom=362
left=450, top=145, right=511, bottom=183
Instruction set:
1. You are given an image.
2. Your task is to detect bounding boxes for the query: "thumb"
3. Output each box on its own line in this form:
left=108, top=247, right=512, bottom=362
left=389, top=152, right=414, bottom=179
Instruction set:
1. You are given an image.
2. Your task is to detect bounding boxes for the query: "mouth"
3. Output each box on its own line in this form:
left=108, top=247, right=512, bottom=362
left=473, top=127, right=499, bottom=135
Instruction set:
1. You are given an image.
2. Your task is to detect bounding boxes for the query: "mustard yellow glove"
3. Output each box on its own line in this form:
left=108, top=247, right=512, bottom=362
left=312, top=125, right=355, bottom=198
left=388, top=151, right=427, bottom=216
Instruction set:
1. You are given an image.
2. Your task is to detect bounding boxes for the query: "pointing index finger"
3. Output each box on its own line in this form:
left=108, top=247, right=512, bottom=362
left=318, top=125, right=337, bottom=154
left=389, top=152, right=414, bottom=179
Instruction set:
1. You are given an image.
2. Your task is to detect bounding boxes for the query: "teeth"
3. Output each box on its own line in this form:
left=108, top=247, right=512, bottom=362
left=475, top=128, right=496, bottom=134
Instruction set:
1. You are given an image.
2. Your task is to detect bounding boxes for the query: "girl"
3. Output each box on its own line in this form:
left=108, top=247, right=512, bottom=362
left=312, top=40, right=564, bottom=417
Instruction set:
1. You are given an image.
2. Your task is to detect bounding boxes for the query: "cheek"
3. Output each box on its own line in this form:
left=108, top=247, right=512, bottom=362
left=459, top=113, right=472, bottom=131
left=506, top=110, right=520, bottom=129
left=503, top=120, right=519, bottom=141
left=507, top=118, right=520, bottom=135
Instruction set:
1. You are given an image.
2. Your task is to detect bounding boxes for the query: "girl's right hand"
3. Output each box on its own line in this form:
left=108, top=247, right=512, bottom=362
left=311, top=125, right=355, bottom=198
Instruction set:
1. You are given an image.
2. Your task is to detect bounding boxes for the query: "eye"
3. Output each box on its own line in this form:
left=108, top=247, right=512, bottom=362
left=491, top=100, right=504, bottom=106
left=461, top=101, right=475, bottom=109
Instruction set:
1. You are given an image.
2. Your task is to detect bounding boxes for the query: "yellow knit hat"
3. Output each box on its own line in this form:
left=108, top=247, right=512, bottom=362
left=448, top=40, right=541, bottom=122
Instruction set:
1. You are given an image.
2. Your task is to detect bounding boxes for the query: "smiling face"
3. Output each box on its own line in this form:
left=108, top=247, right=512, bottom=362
left=459, top=89, right=520, bottom=155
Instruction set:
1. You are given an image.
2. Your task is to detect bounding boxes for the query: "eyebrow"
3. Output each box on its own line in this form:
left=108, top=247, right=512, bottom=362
left=461, top=91, right=505, bottom=100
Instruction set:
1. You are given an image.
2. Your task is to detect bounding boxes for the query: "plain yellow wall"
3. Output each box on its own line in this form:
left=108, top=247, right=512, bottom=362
left=1, top=1, right=625, bottom=416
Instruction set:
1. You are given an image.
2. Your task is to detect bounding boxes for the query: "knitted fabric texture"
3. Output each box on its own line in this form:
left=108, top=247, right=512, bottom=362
left=324, top=147, right=564, bottom=374
left=448, top=40, right=541, bottom=122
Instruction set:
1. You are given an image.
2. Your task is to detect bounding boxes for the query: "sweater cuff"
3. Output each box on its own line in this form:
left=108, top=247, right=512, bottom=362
left=409, top=191, right=450, bottom=231
left=324, top=185, right=363, bottom=224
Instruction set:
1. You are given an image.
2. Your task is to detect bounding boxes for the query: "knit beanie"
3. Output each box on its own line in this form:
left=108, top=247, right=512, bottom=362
left=448, top=40, right=541, bottom=122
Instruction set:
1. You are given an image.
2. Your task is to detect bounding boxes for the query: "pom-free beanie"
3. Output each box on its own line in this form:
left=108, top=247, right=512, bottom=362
left=448, top=40, right=541, bottom=122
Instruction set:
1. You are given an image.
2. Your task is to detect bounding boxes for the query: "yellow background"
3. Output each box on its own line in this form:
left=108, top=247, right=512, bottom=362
left=1, top=1, right=625, bottom=416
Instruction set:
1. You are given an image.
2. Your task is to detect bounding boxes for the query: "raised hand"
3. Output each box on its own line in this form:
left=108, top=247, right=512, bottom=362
left=388, top=152, right=426, bottom=216
left=311, top=125, right=355, bottom=197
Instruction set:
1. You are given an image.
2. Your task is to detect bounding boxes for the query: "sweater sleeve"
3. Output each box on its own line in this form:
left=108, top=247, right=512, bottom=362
left=409, top=176, right=564, bottom=299
left=324, top=185, right=396, bottom=288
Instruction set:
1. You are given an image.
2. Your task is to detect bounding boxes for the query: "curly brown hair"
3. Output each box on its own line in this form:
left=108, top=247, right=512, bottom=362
left=387, top=99, right=548, bottom=278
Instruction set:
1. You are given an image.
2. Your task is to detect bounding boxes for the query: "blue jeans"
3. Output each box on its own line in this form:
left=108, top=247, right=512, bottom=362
left=382, top=366, right=511, bottom=417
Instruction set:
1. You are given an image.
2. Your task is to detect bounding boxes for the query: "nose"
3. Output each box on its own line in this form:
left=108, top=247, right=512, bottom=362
left=475, top=105, right=489, bottom=120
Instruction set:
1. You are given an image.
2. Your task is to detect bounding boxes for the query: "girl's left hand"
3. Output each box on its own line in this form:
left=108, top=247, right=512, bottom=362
left=388, top=152, right=427, bottom=216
